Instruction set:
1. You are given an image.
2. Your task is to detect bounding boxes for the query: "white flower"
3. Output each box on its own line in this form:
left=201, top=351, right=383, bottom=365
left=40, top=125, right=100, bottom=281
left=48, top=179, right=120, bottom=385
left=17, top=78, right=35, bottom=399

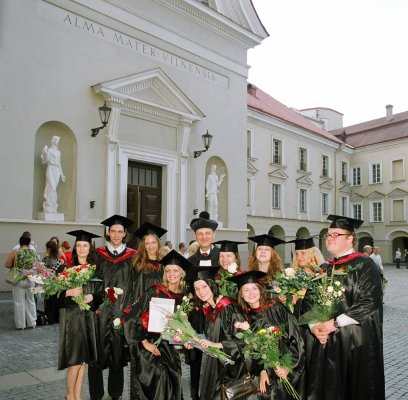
left=284, top=268, right=296, bottom=278
left=227, top=262, right=238, bottom=274
left=327, top=286, right=334, bottom=293
left=334, top=281, right=341, bottom=286
left=114, top=287, right=123, bottom=295
left=113, top=318, right=122, bottom=327
left=274, top=286, right=282, bottom=294
left=325, top=300, right=332, bottom=306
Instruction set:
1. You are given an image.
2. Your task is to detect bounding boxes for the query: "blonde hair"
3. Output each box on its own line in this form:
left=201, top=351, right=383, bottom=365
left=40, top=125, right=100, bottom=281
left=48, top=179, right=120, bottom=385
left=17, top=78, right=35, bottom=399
left=291, top=247, right=325, bottom=274
left=162, top=265, right=186, bottom=292
left=188, top=241, right=200, bottom=257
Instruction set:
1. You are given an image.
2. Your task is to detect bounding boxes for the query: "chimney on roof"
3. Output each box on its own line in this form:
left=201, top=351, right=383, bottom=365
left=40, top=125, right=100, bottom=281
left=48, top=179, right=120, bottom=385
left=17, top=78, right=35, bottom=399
left=247, top=83, right=257, bottom=97
left=386, top=104, right=393, bottom=121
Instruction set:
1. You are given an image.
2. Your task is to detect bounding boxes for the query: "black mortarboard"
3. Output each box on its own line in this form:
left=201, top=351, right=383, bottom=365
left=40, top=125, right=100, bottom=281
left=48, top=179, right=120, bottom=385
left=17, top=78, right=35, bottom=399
left=327, top=214, right=363, bottom=232
left=286, top=237, right=315, bottom=250
left=227, top=271, right=267, bottom=289
left=66, top=230, right=100, bottom=242
left=100, top=214, right=134, bottom=229
left=133, top=221, right=167, bottom=239
left=248, top=234, right=285, bottom=248
left=159, top=249, right=192, bottom=271
left=190, top=216, right=218, bottom=232
left=187, top=266, right=220, bottom=282
left=213, top=240, right=247, bottom=253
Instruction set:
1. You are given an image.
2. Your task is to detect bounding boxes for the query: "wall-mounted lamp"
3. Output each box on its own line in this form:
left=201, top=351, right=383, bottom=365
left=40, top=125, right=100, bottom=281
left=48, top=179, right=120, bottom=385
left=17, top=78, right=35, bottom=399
left=90, top=201, right=96, bottom=208
left=91, top=101, right=112, bottom=137
left=193, top=130, right=213, bottom=158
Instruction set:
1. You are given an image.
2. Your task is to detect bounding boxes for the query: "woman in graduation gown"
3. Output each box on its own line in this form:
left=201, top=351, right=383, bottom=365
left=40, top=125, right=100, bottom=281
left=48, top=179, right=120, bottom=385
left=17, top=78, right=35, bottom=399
left=190, top=266, right=247, bottom=400
left=58, top=230, right=100, bottom=400
left=231, top=271, right=305, bottom=400
left=124, top=250, right=192, bottom=400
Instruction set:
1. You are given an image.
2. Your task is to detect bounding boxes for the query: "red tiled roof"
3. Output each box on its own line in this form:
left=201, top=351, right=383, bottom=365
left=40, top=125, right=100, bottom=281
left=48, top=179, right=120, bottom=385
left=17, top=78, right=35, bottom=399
left=331, top=111, right=408, bottom=148
left=247, top=84, right=343, bottom=144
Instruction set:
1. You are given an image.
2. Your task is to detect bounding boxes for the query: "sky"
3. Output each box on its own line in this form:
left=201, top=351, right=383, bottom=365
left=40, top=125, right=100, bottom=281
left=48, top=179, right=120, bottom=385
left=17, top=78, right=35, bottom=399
left=247, top=0, right=408, bottom=127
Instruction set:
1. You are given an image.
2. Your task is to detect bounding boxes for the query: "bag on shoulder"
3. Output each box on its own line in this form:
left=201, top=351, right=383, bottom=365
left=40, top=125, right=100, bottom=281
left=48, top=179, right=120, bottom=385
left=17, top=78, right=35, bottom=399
left=220, top=373, right=259, bottom=400
left=5, top=253, right=19, bottom=285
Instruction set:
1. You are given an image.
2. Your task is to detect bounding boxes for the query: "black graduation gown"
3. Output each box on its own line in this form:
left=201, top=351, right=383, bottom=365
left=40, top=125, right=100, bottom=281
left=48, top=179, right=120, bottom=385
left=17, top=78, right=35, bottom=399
left=248, top=302, right=305, bottom=400
left=199, top=298, right=246, bottom=400
left=94, top=246, right=136, bottom=370
left=124, top=283, right=184, bottom=400
left=57, top=283, right=99, bottom=370
left=305, top=253, right=384, bottom=400
left=131, top=259, right=164, bottom=302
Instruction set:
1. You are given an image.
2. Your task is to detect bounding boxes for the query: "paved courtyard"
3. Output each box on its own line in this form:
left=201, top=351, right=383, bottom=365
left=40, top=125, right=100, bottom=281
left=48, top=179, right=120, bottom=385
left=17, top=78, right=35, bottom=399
left=0, top=264, right=407, bottom=399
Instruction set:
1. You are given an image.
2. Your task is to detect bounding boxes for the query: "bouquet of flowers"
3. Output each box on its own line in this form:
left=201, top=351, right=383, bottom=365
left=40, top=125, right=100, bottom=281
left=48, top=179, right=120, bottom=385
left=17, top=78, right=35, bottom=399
left=33, top=264, right=97, bottom=311
left=270, top=268, right=316, bottom=313
left=23, top=261, right=53, bottom=292
left=215, top=264, right=240, bottom=299
left=99, top=287, right=124, bottom=310
left=158, top=295, right=235, bottom=365
left=236, top=323, right=299, bottom=399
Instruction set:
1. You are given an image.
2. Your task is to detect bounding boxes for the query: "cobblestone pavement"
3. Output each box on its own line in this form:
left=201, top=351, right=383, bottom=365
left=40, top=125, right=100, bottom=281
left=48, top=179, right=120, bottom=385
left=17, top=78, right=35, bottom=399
left=0, top=264, right=407, bottom=399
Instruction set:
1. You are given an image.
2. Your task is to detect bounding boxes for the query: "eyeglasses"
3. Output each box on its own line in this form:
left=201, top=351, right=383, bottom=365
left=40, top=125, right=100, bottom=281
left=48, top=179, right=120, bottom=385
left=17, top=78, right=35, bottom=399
left=324, top=233, right=350, bottom=239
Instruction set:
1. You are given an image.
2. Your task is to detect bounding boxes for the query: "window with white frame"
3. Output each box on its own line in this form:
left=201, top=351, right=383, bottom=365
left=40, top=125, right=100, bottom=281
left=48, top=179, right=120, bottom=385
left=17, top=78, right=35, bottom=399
left=392, top=159, right=404, bottom=181
left=299, top=189, right=307, bottom=212
left=369, top=162, right=382, bottom=184
left=299, top=148, right=307, bottom=171
left=341, top=162, right=348, bottom=182
left=351, top=166, right=361, bottom=186
left=272, top=184, right=281, bottom=209
left=352, top=203, right=362, bottom=220
left=371, top=201, right=383, bottom=222
left=322, top=193, right=329, bottom=215
left=272, top=139, right=282, bottom=165
left=341, top=196, right=348, bottom=216
left=247, top=129, right=254, bottom=158
left=322, top=155, right=329, bottom=177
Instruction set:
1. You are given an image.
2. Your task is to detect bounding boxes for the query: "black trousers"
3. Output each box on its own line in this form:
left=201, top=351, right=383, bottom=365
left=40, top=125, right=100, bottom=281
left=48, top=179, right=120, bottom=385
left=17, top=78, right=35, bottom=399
left=189, top=351, right=202, bottom=400
left=88, top=365, right=124, bottom=399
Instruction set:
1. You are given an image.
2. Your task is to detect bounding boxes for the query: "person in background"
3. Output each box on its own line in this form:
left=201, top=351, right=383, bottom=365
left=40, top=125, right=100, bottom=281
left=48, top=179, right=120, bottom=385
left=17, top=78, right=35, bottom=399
left=306, top=215, right=384, bottom=400
left=178, top=242, right=189, bottom=258
left=395, top=248, right=402, bottom=269
left=43, top=240, right=65, bottom=324
left=50, top=235, right=66, bottom=259
left=288, top=237, right=325, bottom=275
left=187, top=211, right=219, bottom=400
left=12, top=231, right=37, bottom=252
left=370, top=246, right=384, bottom=274
left=58, top=230, right=100, bottom=400
left=124, top=250, right=192, bottom=400
left=60, top=240, right=73, bottom=266
left=231, top=271, right=305, bottom=400
left=4, top=235, right=38, bottom=330
left=363, top=245, right=373, bottom=256
left=188, top=241, right=200, bottom=258
left=88, top=214, right=136, bottom=400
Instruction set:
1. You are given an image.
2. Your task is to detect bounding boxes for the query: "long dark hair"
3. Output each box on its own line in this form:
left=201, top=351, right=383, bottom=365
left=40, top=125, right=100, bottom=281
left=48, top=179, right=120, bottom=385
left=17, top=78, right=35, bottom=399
left=193, top=278, right=219, bottom=308
left=45, top=241, right=59, bottom=259
left=237, top=283, right=270, bottom=319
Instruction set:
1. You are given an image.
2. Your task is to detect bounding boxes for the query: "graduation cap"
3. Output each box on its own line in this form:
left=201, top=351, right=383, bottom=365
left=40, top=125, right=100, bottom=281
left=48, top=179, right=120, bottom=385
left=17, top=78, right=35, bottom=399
left=227, top=270, right=267, bottom=289
left=213, top=240, right=247, bottom=253
left=327, top=214, right=363, bottom=232
left=159, top=249, right=192, bottom=271
left=248, top=234, right=285, bottom=248
left=66, top=230, right=100, bottom=242
left=190, top=216, right=218, bottom=232
left=100, top=214, right=134, bottom=230
left=133, top=221, right=167, bottom=239
left=187, top=265, right=220, bottom=282
left=286, top=237, right=315, bottom=250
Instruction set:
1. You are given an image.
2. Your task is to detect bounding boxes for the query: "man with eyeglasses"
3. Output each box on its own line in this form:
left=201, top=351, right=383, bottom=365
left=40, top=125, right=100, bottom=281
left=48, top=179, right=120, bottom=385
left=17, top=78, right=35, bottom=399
left=306, top=215, right=384, bottom=400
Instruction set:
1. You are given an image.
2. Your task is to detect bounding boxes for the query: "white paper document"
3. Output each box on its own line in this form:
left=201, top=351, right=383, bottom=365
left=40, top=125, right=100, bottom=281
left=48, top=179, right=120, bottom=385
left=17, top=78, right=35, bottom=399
left=147, top=297, right=175, bottom=333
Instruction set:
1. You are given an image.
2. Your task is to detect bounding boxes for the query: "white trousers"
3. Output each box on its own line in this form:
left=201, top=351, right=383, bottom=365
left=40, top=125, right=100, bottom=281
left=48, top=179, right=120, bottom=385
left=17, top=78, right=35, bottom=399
left=12, top=281, right=37, bottom=329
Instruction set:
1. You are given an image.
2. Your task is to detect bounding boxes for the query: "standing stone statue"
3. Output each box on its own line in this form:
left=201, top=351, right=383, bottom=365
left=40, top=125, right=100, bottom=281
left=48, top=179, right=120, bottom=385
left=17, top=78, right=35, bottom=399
left=205, top=164, right=225, bottom=222
left=41, top=136, right=66, bottom=213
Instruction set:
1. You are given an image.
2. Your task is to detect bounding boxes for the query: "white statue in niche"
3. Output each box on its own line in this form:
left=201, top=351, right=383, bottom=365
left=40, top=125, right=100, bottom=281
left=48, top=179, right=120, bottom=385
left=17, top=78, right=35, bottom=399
left=41, top=136, right=66, bottom=213
left=205, top=164, right=225, bottom=222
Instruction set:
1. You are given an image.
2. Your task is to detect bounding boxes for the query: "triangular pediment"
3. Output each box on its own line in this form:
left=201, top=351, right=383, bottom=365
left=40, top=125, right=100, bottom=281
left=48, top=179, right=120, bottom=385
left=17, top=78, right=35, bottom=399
left=367, top=191, right=385, bottom=199
left=350, top=193, right=364, bottom=202
left=388, top=188, right=408, bottom=197
left=296, top=175, right=313, bottom=186
left=93, top=68, right=205, bottom=122
left=269, top=169, right=289, bottom=180
left=319, top=180, right=334, bottom=190
left=247, top=160, right=258, bottom=175
left=339, top=185, right=352, bottom=194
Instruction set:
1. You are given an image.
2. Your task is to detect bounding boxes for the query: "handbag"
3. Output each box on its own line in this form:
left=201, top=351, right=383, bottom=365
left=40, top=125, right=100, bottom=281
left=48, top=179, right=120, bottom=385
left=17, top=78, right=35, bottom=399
left=5, top=251, right=20, bottom=285
left=220, top=372, right=258, bottom=400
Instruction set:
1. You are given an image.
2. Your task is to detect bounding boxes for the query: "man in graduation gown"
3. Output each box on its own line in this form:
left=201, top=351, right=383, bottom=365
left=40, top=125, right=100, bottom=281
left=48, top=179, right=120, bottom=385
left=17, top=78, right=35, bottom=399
left=88, top=214, right=136, bottom=400
left=187, top=211, right=219, bottom=400
left=306, top=215, right=384, bottom=400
